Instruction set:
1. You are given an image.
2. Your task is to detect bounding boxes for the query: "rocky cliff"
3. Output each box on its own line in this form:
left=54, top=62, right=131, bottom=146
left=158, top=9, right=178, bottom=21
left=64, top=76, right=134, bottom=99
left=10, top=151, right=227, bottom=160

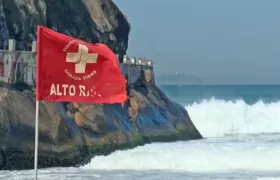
left=0, top=0, right=202, bottom=170
left=0, top=0, right=129, bottom=57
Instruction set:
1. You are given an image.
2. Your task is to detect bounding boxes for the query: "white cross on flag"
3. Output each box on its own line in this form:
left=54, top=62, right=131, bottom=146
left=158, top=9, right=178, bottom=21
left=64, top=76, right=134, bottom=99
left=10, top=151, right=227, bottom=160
left=66, top=44, right=98, bottom=73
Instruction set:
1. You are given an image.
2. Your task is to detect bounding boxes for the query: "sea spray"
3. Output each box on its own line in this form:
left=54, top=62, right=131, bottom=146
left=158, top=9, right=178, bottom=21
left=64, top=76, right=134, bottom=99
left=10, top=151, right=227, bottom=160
left=81, top=98, right=280, bottom=172
left=186, top=98, right=280, bottom=137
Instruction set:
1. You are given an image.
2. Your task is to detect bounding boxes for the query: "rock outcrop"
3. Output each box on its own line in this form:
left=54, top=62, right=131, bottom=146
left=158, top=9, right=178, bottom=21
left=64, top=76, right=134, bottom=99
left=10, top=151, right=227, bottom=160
left=0, top=76, right=202, bottom=170
left=0, top=0, right=202, bottom=170
left=0, top=0, right=129, bottom=57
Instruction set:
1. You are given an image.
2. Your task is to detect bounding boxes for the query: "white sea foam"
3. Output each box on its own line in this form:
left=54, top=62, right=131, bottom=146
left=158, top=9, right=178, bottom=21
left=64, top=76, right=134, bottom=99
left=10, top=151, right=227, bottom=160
left=82, top=99, right=280, bottom=172
left=81, top=135, right=280, bottom=172
left=187, top=98, right=280, bottom=137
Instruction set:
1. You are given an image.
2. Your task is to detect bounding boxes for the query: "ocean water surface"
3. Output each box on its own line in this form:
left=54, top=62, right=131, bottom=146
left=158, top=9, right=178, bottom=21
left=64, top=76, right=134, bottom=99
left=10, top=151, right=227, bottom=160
left=2, top=85, right=280, bottom=180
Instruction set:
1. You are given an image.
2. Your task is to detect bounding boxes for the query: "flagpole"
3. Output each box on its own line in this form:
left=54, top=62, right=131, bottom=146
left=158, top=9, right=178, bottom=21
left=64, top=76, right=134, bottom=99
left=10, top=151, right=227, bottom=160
left=34, top=25, right=41, bottom=180
left=34, top=100, right=39, bottom=180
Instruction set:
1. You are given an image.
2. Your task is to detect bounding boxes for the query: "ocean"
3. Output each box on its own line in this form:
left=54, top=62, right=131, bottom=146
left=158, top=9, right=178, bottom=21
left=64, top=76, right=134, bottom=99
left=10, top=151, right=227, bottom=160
left=1, top=85, right=280, bottom=180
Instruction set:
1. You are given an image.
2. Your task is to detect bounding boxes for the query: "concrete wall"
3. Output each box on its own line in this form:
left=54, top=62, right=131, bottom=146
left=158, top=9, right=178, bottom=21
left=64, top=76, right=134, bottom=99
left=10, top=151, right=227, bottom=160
left=0, top=51, right=36, bottom=85
left=0, top=40, right=154, bottom=86
left=120, top=56, right=154, bottom=85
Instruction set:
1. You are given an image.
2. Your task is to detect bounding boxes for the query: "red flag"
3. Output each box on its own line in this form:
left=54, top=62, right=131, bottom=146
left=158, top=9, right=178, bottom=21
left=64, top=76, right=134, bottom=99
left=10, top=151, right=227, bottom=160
left=36, top=26, right=128, bottom=104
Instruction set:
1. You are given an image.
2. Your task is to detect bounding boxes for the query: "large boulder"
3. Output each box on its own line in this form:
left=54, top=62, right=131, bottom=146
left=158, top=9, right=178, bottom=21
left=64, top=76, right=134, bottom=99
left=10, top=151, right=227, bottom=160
left=0, top=77, right=202, bottom=170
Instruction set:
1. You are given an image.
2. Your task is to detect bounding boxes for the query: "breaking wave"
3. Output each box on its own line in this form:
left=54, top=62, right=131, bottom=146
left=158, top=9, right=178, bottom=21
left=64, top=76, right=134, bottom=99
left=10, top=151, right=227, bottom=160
left=186, top=98, right=280, bottom=137
left=81, top=98, right=280, bottom=172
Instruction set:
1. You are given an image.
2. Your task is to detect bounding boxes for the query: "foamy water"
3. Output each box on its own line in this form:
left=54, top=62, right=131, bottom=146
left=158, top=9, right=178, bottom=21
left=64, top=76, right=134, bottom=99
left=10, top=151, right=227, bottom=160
left=82, top=135, right=280, bottom=172
left=187, top=98, right=280, bottom=137
left=2, top=98, right=280, bottom=180
left=81, top=99, right=280, bottom=176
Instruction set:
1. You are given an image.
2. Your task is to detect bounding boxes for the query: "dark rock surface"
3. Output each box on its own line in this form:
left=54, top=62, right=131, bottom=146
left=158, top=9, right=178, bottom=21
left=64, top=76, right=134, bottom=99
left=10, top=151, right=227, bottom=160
left=0, top=78, right=202, bottom=170
left=0, top=0, right=129, bottom=57
left=0, top=0, right=202, bottom=170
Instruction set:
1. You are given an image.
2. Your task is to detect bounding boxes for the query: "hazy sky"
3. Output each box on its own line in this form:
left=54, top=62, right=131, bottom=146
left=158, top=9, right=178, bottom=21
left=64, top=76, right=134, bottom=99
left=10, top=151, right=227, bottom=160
left=114, top=0, right=280, bottom=84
